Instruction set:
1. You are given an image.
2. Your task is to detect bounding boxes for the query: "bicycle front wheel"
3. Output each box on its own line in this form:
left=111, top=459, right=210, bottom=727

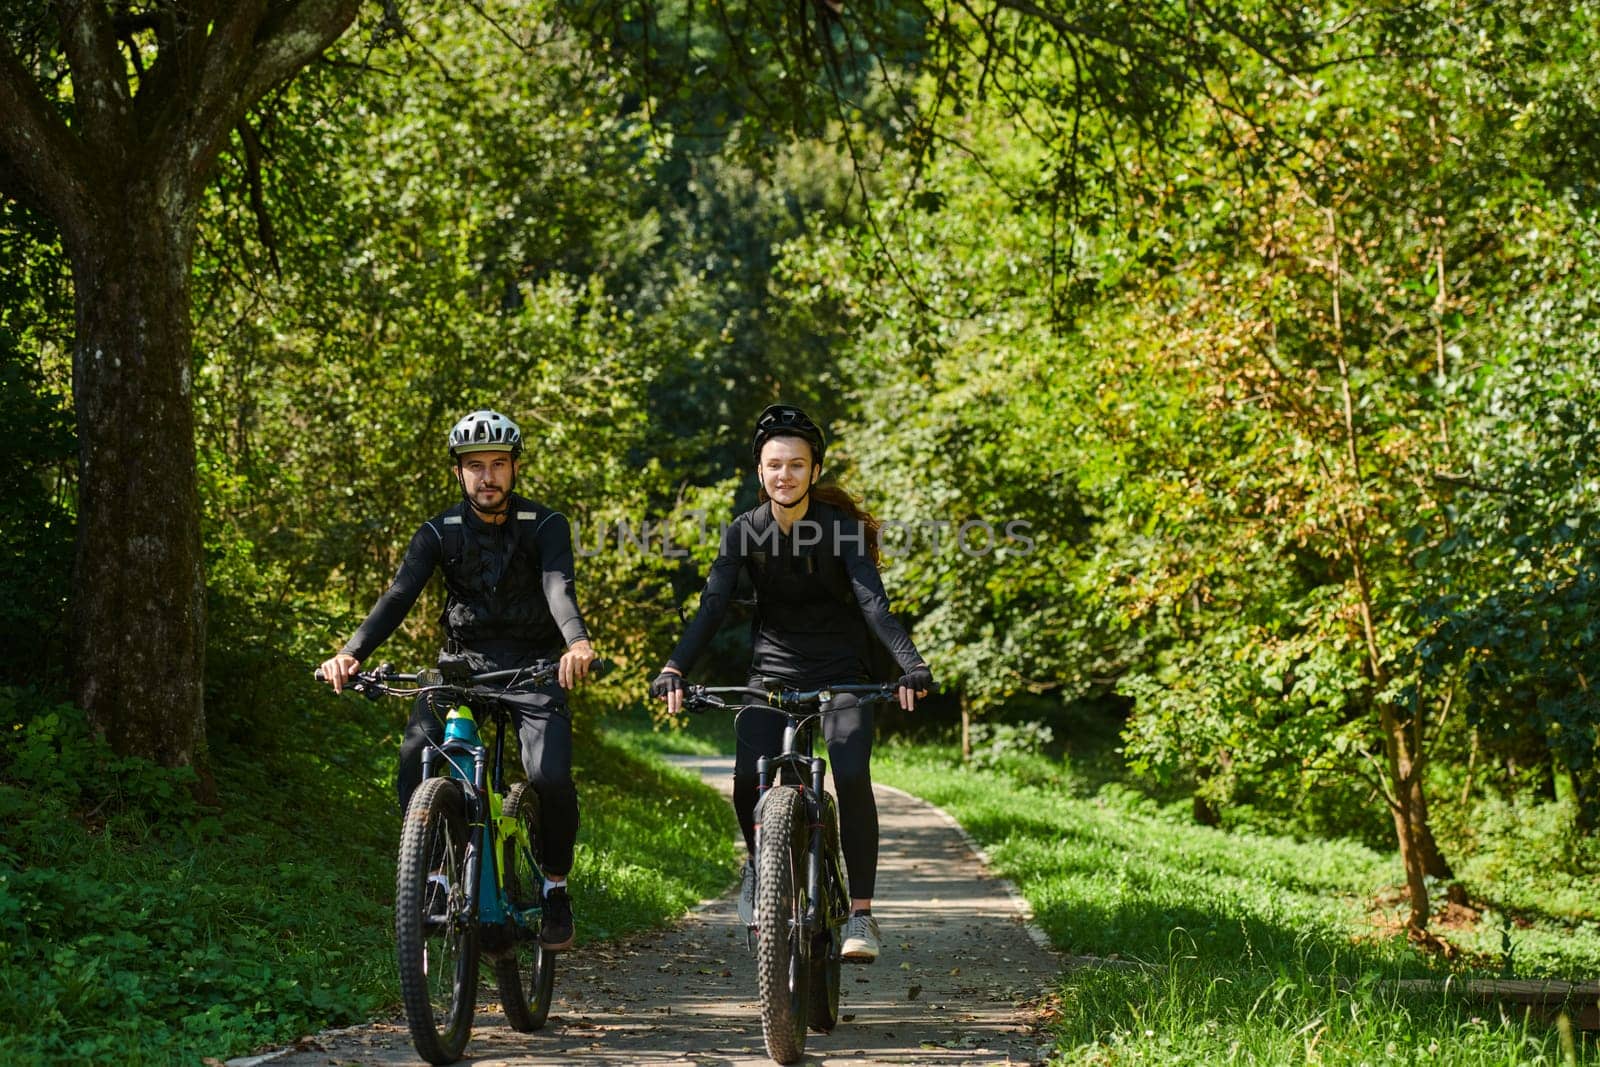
left=495, top=782, right=555, bottom=1031
left=755, top=786, right=811, bottom=1064
left=396, top=777, right=480, bottom=1064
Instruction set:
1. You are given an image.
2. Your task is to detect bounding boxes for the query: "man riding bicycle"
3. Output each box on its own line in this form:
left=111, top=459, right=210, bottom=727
left=651, top=404, right=934, bottom=963
left=319, top=409, right=598, bottom=951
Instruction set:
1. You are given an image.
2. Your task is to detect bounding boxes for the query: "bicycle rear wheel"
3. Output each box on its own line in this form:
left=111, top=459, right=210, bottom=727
left=495, top=782, right=555, bottom=1031
left=808, top=791, right=844, bottom=1034
left=396, top=777, right=480, bottom=1064
left=755, top=786, right=811, bottom=1064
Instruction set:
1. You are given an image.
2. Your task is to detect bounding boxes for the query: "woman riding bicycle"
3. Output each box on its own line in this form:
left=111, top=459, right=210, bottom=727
left=651, top=404, right=934, bottom=963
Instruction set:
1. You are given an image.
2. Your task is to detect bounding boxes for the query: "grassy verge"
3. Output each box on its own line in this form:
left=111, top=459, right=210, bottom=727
left=874, top=741, right=1600, bottom=1066
left=0, top=686, right=736, bottom=1066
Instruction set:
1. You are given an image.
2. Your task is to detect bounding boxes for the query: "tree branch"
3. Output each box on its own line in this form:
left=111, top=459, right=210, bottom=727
left=1433, top=470, right=1515, bottom=495
left=239, top=0, right=365, bottom=122
left=163, top=0, right=359, bottom=193
left=0, top=33, right=91, bottom=232
left=235, top=118, right=281, bottom=277
left=54, top=0, right=134, bottom=149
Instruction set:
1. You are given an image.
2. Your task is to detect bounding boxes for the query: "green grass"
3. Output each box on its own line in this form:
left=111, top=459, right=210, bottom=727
left=597, top=698, right=737, bottom=759
left=0, top=686, right=737, bottom=1066
left=493, top=700, right=1600, bottom=1064
left=875, top=741, right=1600, bottom=1066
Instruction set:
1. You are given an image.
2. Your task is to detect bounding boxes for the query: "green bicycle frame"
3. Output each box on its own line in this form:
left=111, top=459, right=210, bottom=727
left=426, top=706, right=539, bottom=929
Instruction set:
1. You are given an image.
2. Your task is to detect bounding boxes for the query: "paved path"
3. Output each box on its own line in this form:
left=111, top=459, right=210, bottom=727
left=248, top=757, right=1060, bottom=1066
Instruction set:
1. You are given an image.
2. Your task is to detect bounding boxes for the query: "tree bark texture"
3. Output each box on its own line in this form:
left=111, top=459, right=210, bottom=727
left=0, top=1, right=364, bottom=777
left=67, top=180, right=207, bottom=769
left=1379, top=700, right=1432, bottom=931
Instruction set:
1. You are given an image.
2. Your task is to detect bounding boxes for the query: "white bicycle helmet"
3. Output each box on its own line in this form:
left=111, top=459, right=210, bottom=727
left=448, top=410, right=523, bottom=458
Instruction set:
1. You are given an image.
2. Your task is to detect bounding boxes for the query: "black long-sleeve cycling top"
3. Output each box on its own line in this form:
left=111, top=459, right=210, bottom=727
left=666, top=500, right=924, bottom=683
left=341, top=494, right=590, bottom=668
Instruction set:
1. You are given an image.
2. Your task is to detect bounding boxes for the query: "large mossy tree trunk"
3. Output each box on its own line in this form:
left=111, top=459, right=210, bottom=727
left=0, top=2, right=363, bottom=780
left=67, top=178, right=208, bottom=771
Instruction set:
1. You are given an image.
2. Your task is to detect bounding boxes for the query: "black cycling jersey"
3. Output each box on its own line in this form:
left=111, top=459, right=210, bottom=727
left=666, top=500, right=923, bottom=681
left=342, top=493, right=590, bottom=666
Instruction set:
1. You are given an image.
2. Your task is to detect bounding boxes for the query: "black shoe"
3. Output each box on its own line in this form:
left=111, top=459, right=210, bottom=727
left=540, top=886, right=575, bottom=950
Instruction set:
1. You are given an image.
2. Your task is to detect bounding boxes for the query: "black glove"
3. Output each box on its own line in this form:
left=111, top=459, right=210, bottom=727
left=898, top=665, right=935, bottom=694
left=650, top=671, right=684, bottom=699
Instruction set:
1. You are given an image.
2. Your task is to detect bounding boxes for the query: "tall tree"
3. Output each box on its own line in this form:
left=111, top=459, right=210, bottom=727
left=0, top=3, right=363, bottom=774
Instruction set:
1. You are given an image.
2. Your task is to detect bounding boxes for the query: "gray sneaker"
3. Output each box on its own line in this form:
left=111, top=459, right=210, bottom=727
left=840, top=912, right=881, bottom=962
left=737, top=860, right=756, bottom=927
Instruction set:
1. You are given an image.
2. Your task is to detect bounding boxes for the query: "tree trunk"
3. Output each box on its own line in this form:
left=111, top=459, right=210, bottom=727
left=1378, top=700, right=1430, bottom=931
left=1408, top=778, right=1453, bottom=880
left=66, top=178, right=210, bottom=787
left=960, top=693, right=972, bottom=762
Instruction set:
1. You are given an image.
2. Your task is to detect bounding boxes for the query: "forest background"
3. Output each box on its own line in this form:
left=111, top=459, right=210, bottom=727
left=2, top=0, right=1598, bottom=1061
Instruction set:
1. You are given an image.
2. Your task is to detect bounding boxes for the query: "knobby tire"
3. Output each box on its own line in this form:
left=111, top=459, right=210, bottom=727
left=807, top=790, right=844, bottom=1033
left=395, top=777, right=479, bottom=1064
left=495, top=782, right=555, bottom=1031
left=756, top=786, right=811, bottom=1063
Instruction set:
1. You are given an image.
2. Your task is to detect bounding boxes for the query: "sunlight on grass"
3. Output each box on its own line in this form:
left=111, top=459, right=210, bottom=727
left=875, top=744, right=1599, bottom=1066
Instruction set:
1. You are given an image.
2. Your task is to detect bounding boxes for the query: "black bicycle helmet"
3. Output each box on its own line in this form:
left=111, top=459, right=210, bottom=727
left=751, top=404, right=826, bottom=465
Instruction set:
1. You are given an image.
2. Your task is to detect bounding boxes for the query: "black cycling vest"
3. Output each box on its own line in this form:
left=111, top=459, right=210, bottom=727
left=666, top=500, right=921, bottom=683
left=436, top=498, right=564, bottom=655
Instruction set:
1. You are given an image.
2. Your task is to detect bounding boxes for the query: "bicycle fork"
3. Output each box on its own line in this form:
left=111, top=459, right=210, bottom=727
left=752, top=753, right=831, bottom=938
left=424, top=740, right=499, bottom=930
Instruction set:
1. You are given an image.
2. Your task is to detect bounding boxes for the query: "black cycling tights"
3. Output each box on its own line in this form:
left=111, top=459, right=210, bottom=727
left=732, top=690, right=878, bottom=900
left=398, top=686, right=580, bottom=876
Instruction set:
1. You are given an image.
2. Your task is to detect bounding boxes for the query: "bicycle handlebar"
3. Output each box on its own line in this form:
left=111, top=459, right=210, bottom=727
left=315, top=659, right=611, bottom=698
left=684, top=681, right=901, bottom=712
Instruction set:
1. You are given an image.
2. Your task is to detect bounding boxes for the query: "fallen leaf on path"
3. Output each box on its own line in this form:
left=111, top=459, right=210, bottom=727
left=908, top=984, right=922, bottom=999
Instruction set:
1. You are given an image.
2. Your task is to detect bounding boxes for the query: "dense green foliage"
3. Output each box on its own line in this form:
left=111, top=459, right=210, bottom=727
left=4, top=0, right=1599, bottom=1058
left=760, top=0, right=1600, bottom=924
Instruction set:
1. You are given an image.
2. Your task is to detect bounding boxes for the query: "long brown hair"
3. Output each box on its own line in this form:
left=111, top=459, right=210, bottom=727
left=759, top=479, right=883, bottom=565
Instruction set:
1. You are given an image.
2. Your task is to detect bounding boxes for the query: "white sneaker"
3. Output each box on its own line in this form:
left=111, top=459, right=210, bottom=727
left=737, top=860, right=756, bottom=927
left=840, top=912, right=881, bottom=962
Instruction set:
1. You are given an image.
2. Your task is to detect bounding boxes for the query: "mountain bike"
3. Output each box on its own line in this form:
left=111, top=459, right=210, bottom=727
left=684, top=680, right=899, bottom=1065
left=315, top=660, right=574, bottom=1064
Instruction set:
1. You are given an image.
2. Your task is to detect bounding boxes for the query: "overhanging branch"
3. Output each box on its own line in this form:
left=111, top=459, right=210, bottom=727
left=240, top=0, right=365, bottom=106
left=176, top=0, right=362, bottom=194
left=0, top=34, right=91, bottom=232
